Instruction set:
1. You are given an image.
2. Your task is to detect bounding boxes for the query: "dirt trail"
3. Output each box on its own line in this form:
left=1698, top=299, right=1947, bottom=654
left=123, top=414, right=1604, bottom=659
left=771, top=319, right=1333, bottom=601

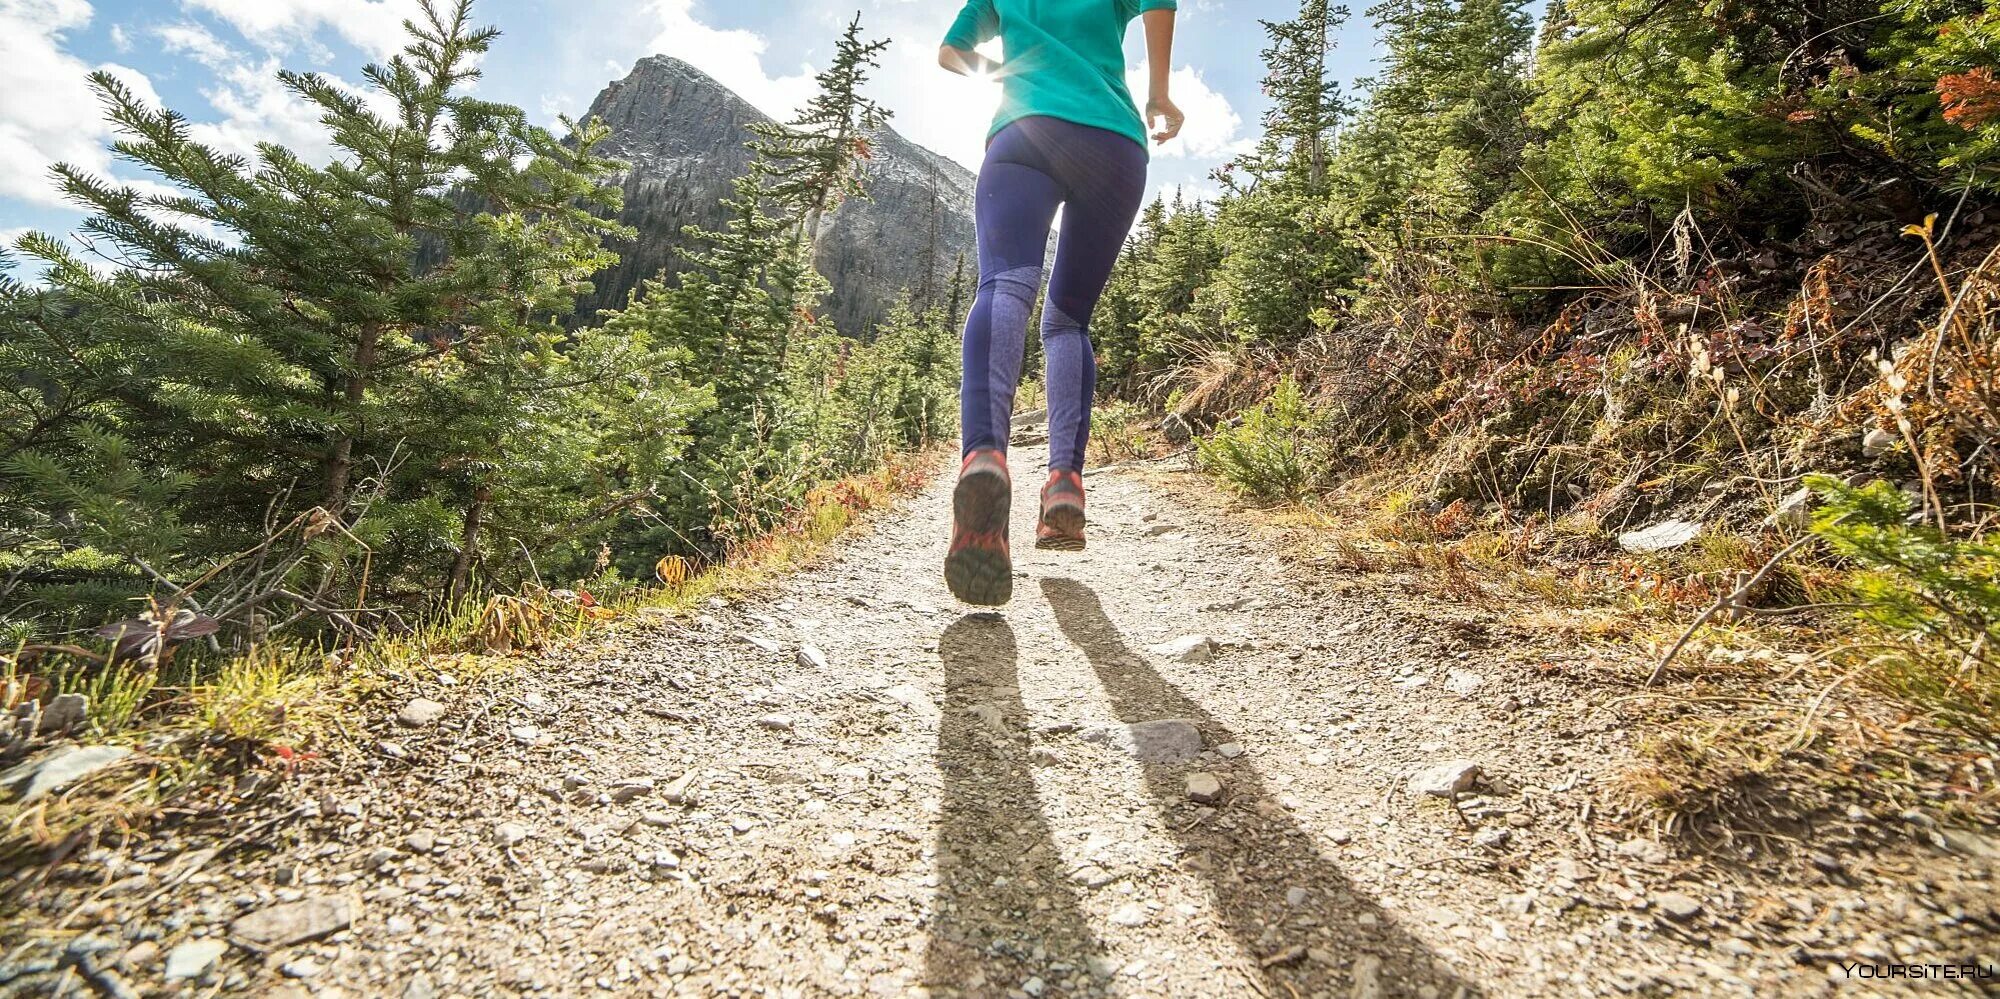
left=8, top=434, right=1997, bottom=998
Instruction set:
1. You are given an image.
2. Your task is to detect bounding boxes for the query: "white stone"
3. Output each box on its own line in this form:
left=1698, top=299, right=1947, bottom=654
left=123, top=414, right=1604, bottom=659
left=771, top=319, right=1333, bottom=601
left=1408, top=759, right=1481, bottom=798
left=1617, top=519, right=1703, bottom=553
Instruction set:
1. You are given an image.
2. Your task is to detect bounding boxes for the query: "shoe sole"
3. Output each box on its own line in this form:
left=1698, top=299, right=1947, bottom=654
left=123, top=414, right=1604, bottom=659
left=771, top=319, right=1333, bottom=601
left=1036, top=502, right=1086, bottom=551
left=945, top=465, right=1012, bottom=605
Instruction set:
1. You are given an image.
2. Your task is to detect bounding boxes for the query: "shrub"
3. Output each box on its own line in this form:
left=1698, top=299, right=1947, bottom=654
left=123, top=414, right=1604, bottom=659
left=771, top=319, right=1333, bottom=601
left=1196, top=377, right=1331, bottom=501
left=1810, top=475, right=2000, bottom=731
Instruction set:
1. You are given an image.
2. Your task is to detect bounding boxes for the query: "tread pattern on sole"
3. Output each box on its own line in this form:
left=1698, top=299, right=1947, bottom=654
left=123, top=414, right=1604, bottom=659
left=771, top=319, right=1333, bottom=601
left=946, top=464, right=1013, bottom=605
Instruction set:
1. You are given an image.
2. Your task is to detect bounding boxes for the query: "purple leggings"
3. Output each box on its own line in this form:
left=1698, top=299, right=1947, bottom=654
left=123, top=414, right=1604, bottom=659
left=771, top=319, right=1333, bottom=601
left=960, top=116, right=1147, bottom=472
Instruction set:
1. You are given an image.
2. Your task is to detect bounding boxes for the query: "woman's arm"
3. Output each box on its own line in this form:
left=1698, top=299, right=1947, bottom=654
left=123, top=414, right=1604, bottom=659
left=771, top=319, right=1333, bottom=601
left=1142, top=8, right=1182, bottom=144
left=938, top=45, right=1000, bottom=77
left=940, top=0, right=1000, bottom=76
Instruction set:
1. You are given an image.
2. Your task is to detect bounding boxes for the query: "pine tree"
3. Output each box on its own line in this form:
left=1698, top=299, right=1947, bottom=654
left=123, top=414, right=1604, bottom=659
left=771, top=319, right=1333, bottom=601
left=9, top=0, right=648, bottom=630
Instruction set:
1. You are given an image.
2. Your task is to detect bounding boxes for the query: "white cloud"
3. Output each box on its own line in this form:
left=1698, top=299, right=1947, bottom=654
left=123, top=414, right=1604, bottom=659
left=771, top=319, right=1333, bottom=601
left=181, top=0, right=423, bottom=61
left=156, top=20, right=377, bottom=166
left=108, top=21, right=129, bottom=52
left=1129, top=64, right=1249, bottom=159
left=631, top=0, right=819, bottom=122
left=0, top=0, right=162, bottom=207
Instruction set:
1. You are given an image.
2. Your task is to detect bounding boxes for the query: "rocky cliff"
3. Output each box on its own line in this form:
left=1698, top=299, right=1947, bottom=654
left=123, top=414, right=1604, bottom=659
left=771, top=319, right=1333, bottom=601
left=577, top=56, right=979, bottom=336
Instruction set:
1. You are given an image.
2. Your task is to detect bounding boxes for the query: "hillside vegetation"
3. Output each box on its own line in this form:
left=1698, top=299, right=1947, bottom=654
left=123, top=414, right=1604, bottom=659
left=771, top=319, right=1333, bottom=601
left=0, top=2, right=961, bottom=860
left=1095, top=0, right=2000, bottom=826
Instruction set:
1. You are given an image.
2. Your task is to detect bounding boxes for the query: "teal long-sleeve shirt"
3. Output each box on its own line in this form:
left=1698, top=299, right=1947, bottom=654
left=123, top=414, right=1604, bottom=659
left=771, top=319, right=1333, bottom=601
left=943, top=0, right=1177, bottom=155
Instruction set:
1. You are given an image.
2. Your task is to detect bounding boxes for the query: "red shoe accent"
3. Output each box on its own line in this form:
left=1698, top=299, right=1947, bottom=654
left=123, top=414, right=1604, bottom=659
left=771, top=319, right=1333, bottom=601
left=1036, top=469, right=1085, bottom=551
left=945, top=449, right=1013, bottom=605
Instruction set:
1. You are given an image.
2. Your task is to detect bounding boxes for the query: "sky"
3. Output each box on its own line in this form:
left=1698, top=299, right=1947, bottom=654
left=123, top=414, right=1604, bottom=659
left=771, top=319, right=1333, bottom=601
left=0, top=0, right=1399, bottom=256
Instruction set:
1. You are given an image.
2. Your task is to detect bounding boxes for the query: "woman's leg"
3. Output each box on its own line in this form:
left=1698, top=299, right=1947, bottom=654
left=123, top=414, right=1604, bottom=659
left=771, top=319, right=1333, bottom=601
left=960, top=151, right=1062, bottom=459
left=1040, top=134, right=1148, bottom=472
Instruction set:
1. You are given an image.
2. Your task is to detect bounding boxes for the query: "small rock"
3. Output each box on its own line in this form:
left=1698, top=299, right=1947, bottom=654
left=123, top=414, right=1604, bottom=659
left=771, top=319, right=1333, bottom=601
left=1350, top=954, right=1384, bottom=999
left=740, top=634, right=782, bottom=654
left=395, top=698, right=447, bottom=727
left=1474, top=827, right=1511, bottom=850
left=1144, top=523, right=1178, bottom=537
left=1, top=745, right=134, bottom=803
left=967, top=703, right=1007, bottom=732
left=508, top=724, right=540, bottom=744
left=1146, top=635, right=1216, bottom=663
left=662, top=771, right=698, bottom=805
left=1407, top=759, right=1481, bottom=798
left=402, top=972, right=437, bottom=999
left=1215, top=742, right=1246, bottom=759
left=796, top=645, right=829, bottom=670
left=1765, top=488, right=1814, bottom=529
left=756, top=714, right=794, bottom=732
left=1862, top=427, right=1896, bottom=458
left=405, top=831, right=436, bottom=853
left=1285, top=886, right=1308, bottom=906
left=227, top=896, right=356, bottom=949
left=1186, top=772, right=1223, bottom=805
left=1021, top=976, right=1046, bottom=997
left=1654, top=892, right=1704, bottom=922
left=1443, top=669, right=1484, bottom=695
left=495, top=823, right=530, bottom=847
left=36, top=693, right=87, bottom=734
left=377, top=741, right=407, bottom=759
left=1616, top=837, right=1672, bottom=865
left=610, top=780, right=654, bottom=803
left=163, top=939, right=227, bottom=980
left=1109, top=903, right=1148, bottom=927
left=1081, top=719, right=1203, bottom=763
left=1617, top=518, right=1703, bottom=553
left=279, top=958, right=323, bottom=979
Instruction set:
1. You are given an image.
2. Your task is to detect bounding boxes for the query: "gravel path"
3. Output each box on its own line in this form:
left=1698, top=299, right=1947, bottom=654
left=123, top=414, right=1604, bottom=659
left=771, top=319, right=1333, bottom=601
left=8, top=437, right=1996, bottom=998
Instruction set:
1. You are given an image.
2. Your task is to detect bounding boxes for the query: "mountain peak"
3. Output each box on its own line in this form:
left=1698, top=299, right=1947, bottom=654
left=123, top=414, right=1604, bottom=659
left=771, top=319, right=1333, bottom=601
left=572, top=55, right=978, bottom=335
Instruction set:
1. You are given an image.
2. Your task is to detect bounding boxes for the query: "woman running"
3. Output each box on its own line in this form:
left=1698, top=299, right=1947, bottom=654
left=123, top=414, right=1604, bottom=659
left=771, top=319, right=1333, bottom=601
left=938, top=0, right=1183, bottom=605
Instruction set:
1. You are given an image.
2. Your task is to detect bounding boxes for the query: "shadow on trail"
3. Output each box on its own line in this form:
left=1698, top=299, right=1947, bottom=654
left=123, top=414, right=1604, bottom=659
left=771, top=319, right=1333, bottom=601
left=1041, top=577, right=1478, bottom=997
left=924, top=614, right=1107, bottom=996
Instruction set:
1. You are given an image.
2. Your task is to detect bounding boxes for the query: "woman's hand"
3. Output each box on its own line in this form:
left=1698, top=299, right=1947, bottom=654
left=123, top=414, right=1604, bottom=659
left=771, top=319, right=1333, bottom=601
left=1147, top=93, right=1184, bottom=145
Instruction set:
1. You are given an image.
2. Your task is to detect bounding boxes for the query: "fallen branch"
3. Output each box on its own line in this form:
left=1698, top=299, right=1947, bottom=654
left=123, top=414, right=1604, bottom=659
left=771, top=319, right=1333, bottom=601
left=1646, top=532, right=1822, bottom=687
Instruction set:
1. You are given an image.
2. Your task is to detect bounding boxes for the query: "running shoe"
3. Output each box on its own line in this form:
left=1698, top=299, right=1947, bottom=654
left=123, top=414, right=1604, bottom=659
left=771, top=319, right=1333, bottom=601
left=945, top=449, right=1013, bottom=605
left=1036, top=468, right=1086, bottom=551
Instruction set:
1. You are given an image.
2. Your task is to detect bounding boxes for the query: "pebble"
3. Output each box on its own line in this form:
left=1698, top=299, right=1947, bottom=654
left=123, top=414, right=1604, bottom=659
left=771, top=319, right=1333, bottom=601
left=163, top=939, right=227, bottom=980
left=1407, top=759, right=1481, bottom=797
left=1350, top=954, right=1384, bottom=999
left=1474, top=827, right=1511, bottom=850
left=395, top=698, right=447, bottom=727
left=1186, top=772, right=1223, bottom=805
left=1215, top=742, right=1245, bottom=759
left=496, top=823, right=530, bottom=847
left=1285, top=886, right=1308, bottom=906
left=1654, top=893, right=1704, bottom=923
left=279, top=958, right=323, bottom=979
left=509, top=724, right=541, bottom=744
left=757, top=714, right=795, bottom=731
left=1, top=745, right=134, bottom=803
left=227, top=895, right=356, bottom=949
left=796, top=644, right=829, bottom=669
left=740, top=634, right=782, bottom=654
left=610, top=780, right=654, bottom=803
left=1109, top=903, right=1148, bottom=927
left=378, top=741, right=407, bottom=759
left=1145, top=635, right=1216, bottom=663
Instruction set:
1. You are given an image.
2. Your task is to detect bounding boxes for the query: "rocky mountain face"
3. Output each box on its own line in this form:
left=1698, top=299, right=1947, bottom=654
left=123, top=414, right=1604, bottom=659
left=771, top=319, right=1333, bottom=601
left=577, top=56, right=978, bottom=336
